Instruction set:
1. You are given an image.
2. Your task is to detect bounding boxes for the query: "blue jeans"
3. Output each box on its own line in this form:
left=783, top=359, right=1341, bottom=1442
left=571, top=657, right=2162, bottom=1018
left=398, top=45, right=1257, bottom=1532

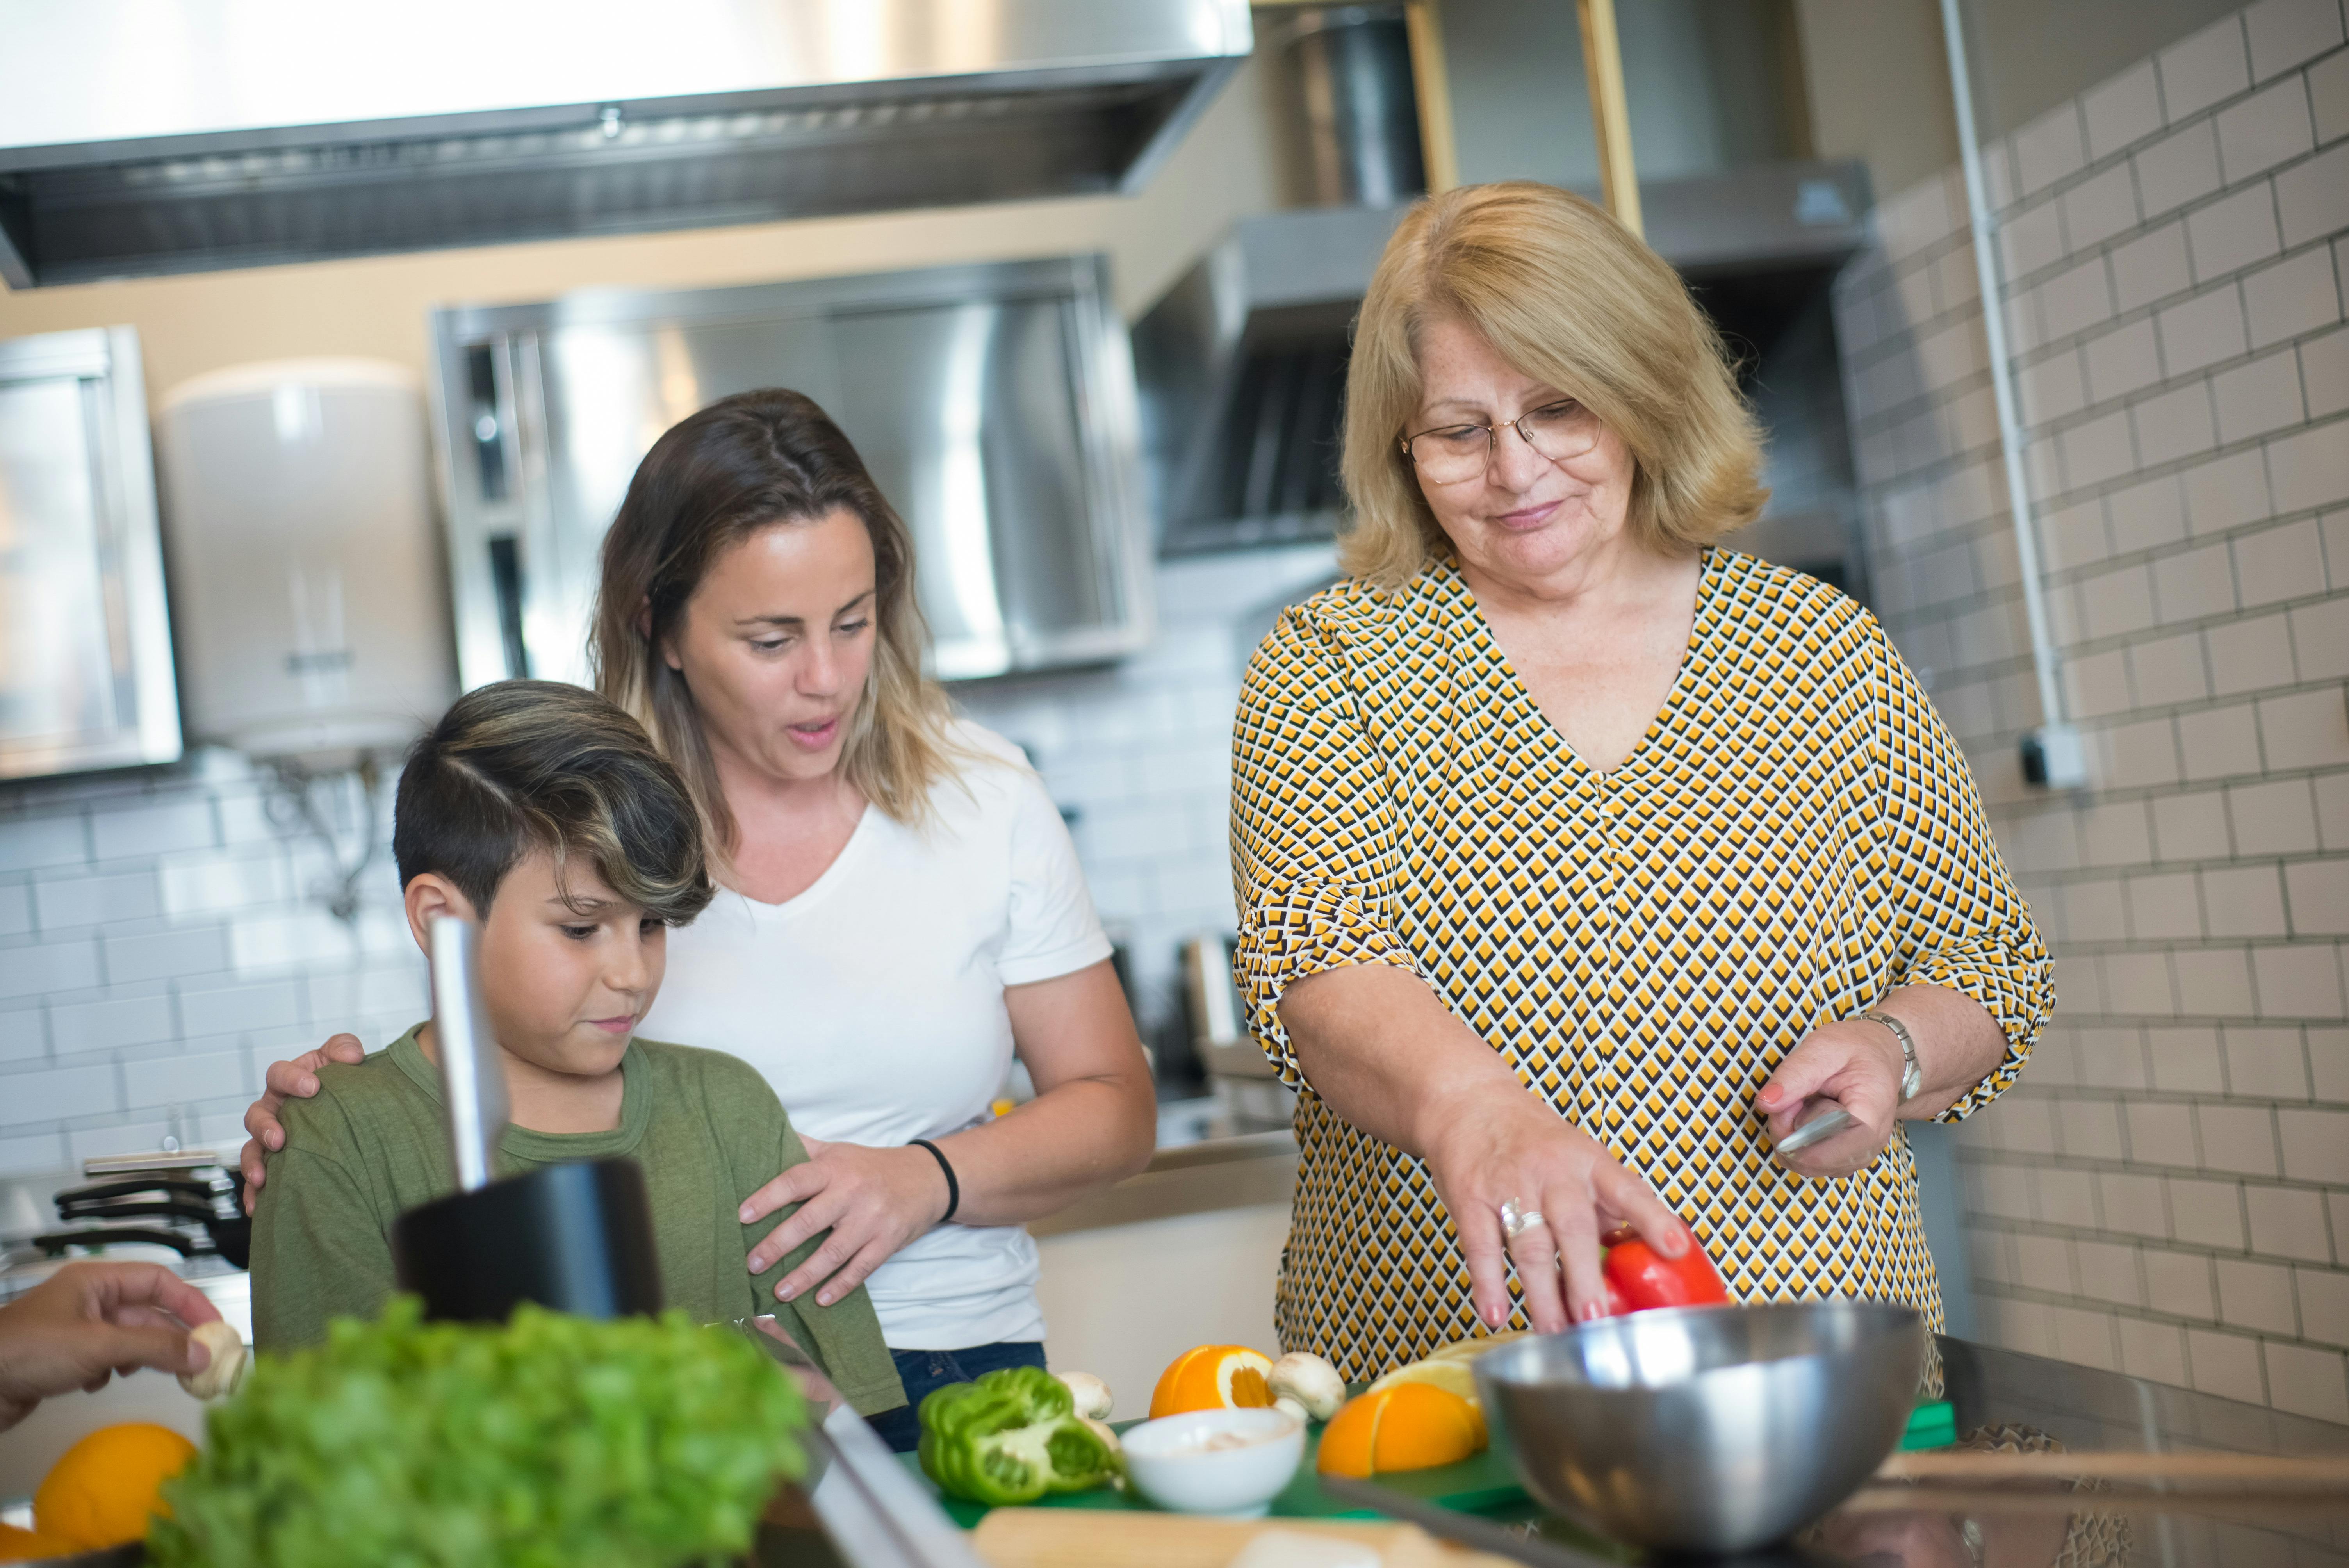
left=866, top=1340, right=1049, bottom=1454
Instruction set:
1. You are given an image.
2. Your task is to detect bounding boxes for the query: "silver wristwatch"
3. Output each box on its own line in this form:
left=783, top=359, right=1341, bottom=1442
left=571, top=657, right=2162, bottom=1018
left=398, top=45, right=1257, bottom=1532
left=1862, top=1008, right=1923, bottom=1102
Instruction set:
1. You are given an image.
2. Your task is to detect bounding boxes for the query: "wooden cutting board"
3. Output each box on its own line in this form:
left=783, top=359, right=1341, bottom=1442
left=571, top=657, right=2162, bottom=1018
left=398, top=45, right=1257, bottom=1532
left=971, top=1508, right=1522, bottom=1568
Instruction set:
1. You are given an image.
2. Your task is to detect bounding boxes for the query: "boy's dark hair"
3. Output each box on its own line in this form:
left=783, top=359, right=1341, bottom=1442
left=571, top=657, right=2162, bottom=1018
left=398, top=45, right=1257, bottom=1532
left=393, top=680, right=714, bottom=924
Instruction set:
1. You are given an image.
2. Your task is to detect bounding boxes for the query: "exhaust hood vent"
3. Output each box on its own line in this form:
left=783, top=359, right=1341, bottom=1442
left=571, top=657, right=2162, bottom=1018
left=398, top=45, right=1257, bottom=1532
left=1133, top=160, right=1873, bottom=556
left=0, top=0, right=1251, bottom=287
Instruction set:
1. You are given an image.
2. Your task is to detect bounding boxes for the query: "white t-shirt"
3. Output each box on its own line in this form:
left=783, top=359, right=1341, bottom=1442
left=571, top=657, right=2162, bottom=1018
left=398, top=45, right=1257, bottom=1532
left=641, top=722, right=1111, bottom=1349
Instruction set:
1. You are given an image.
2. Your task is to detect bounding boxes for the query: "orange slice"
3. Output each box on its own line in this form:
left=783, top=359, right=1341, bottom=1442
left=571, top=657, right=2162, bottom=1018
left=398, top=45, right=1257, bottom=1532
left=1315, top=1383, right=1488, bottom=1478
left=1148, top=1344, right=1277, bottom=1418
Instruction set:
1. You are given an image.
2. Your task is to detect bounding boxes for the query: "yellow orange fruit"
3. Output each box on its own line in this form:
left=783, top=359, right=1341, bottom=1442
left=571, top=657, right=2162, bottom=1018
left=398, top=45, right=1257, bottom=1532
left=0, top=1522, right=84, bottom=1562
left=1314, top=1384, right=1488, bottom=1478
left=1148, top=1344, right=1276, bottom=1419
left=32, top=1422, right=197, bottom=1549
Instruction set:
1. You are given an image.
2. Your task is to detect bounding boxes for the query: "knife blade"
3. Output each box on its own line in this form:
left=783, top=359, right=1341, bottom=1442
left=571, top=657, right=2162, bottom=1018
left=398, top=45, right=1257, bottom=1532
left=1771, top=1101, right=1858, bottom=1157
left=428, top=914, right=509, bottom=1192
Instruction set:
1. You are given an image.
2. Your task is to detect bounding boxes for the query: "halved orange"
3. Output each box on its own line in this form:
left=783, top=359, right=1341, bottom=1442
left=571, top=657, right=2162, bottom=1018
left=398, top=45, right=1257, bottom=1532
left=1148, top=1344, right=1276, bottom=1418
left=1314, top=1383, right=1488, bottom=1478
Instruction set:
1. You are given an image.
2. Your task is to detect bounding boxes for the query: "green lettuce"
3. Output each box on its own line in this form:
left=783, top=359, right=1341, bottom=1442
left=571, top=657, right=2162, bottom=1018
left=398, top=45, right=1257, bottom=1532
left=150, top=1298, right=806, bottom=1568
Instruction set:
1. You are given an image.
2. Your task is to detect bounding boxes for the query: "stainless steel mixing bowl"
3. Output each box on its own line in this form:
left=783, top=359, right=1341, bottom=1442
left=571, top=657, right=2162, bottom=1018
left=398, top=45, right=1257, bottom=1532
left=1473, top=1300, right=1926, bottom=1553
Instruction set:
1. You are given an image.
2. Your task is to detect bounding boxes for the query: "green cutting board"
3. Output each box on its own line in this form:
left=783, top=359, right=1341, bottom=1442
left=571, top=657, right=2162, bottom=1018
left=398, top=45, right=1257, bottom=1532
left=901, top=1395, right=1961, bottom=1528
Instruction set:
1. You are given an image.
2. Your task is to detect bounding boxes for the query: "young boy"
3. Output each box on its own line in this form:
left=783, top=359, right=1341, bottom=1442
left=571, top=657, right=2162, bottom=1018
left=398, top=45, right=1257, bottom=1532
left=248, top=680, right=904, bottom=1419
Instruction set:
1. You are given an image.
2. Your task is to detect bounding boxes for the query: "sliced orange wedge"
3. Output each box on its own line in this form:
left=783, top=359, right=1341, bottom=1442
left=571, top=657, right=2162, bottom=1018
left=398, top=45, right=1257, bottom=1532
left=1366, top=1355, right=1481, bottom=1408
left=1420, top=1327, right=1526, bottom=1363
left=1315, top=1383, right=1488, bottom=1478
left=1148, top=1344, right=1277, bottom=1418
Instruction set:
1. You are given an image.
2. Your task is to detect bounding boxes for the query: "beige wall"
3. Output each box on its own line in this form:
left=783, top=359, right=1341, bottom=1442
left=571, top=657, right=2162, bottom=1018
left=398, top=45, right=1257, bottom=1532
left=1963, top=0, right=2247, bottom=135
left=1794, top=0, right=2245, bottom=203
left=0, top=56, right=1285, bottom=406
left=1793, top=0, right=1960, bottom=198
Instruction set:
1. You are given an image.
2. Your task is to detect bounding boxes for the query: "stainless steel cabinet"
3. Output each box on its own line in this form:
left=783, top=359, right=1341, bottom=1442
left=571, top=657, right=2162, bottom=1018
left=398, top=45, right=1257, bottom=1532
left=0, top=327, right=180, bottom=780
left=430, top=258, right=1151, bottom=690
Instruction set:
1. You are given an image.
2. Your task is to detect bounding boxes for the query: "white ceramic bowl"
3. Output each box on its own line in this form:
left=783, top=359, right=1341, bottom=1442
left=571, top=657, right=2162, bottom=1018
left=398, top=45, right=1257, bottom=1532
left=1121, top=1407, right=1305, bottom=1516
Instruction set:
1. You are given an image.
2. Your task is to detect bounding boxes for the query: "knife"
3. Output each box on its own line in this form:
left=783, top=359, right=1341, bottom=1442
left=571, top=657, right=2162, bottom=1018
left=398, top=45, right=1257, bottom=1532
left=428, top=914, right=509, bottom=1192
left=1771, top=1101, right=1858, bottom=1158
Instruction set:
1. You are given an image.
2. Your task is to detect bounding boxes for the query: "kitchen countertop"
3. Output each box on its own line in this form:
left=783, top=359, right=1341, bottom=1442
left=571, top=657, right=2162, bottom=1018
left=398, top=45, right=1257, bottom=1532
left=1029, top=1129, right=1297, bottom=1237
left=902, top=1331, right=2349, bottom=1564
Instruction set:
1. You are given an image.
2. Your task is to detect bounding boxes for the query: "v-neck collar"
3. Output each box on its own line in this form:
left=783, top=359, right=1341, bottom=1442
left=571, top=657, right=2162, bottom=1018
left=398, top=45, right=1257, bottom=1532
left=727, top=798, right=879, bottom=921
left=1446, top=546, right=1722, bottom=784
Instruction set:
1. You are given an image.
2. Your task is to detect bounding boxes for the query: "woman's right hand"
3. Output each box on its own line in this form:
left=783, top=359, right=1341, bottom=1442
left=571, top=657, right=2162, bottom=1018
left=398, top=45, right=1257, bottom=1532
left=1420, top=1085, right=1690, bottom=1333
left=237, top=1034, right=366, bottom=1213
left=1281, top=963, right=1693, bottom=1336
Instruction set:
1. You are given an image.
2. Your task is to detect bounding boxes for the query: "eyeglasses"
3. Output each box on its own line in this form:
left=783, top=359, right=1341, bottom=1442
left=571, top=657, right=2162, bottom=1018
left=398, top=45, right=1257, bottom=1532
left=1398, top=399, right=1603, bottom=486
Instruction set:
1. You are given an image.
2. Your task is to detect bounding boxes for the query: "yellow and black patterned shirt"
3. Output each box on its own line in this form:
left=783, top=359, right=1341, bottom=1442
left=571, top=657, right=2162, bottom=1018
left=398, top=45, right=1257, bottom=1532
left=1230, top=548, right=2049, bottom=1381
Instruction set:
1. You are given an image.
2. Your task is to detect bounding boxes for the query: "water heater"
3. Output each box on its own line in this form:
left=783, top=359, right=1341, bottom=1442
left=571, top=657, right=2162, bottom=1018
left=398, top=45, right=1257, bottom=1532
left=157, top=360, right=455, bottom=761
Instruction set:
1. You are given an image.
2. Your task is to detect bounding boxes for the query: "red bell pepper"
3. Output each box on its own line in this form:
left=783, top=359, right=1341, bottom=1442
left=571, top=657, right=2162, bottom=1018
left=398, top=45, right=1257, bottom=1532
left=1600, top=1224, right=1732, bottom=1315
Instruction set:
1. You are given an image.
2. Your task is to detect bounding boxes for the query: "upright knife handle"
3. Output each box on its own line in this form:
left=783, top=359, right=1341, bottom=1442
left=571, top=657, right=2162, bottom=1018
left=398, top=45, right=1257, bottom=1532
left=429, top=914, right=509, bottom=1192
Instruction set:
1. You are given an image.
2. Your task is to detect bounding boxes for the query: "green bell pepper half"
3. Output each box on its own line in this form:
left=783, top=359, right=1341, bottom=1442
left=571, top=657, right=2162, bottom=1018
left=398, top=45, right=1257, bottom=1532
left=915, top=1366, right=1118, bottom=1506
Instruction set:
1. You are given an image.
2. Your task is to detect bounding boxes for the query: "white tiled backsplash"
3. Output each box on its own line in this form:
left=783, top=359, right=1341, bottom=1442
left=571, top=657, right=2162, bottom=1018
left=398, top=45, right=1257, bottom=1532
left=1834, top=0, right=2349, bottom=1419
left=0, top=754, right=419, bottom=1175
left=955, top=545, right=1344, bottom=1062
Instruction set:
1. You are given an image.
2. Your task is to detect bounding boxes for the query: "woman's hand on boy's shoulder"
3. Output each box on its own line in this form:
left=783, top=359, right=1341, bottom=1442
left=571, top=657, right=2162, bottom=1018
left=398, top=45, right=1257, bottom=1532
left=238, top=1034, right=368, bottom=1213
left=740, top=1136, right=954, bottom=1310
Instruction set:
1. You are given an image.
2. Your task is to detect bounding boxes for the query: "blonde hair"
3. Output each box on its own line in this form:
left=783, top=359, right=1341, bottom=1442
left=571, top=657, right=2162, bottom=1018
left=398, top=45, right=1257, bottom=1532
left=591, top=389, right=970, bottom=855
left=1339, top=181, right=1768, bottom=586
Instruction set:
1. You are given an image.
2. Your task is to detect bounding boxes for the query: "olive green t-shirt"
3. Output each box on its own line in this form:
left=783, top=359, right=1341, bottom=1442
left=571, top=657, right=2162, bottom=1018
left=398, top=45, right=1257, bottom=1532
left=250, top=1025, right=904, bottom=1417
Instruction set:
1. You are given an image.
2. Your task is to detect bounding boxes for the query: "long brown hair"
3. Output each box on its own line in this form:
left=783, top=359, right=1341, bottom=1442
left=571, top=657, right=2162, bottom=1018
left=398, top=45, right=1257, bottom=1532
left=1341, top=182, right=1768, bottom=586
left=591, top=388, right=966, bottom=855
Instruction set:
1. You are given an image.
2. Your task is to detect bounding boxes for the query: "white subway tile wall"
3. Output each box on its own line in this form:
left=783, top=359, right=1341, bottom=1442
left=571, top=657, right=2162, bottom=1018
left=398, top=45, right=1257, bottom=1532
left=1836, top=0, right=2349, bottom=1410
left=953, top=546, right=1343, bottom=1060
left=0, top=754, right=417, bottom=1174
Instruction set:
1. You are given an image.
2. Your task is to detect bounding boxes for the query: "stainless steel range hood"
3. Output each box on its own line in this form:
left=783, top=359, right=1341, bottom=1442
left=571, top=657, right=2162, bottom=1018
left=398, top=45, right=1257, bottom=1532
left=1132, top=160, right=1873, bottom=555
left=0, top=0, right=1252, bottom=288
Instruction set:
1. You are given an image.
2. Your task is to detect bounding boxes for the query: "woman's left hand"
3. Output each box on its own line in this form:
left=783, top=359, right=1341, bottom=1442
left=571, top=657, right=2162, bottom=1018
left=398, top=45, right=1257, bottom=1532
left=739, top=1136, right=953, bottom=1308
left=1753, top=1018, right=1907, bottom=1180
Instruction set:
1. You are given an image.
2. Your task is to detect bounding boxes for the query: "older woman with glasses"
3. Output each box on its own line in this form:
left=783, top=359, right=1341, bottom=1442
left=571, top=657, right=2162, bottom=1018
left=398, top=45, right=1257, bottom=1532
left=1230, top=182, right=2050, bottom=1379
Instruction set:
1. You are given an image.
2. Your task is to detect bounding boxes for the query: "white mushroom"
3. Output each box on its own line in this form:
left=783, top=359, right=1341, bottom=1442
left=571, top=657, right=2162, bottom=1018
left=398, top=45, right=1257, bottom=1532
left=1273, top=1394, right=1310, bottom=1424
left=1054, top=1370, right=1114, bottom=1421
left=178, top=1320, right=248, bottom=1400
left=1268, top=1351, right=1345, bottom=1422
left=1082, top=1417, right=1126, bottom=1487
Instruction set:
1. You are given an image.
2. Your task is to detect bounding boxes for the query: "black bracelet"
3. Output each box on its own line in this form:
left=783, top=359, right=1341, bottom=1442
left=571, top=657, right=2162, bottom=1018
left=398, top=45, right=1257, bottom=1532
left=910, top=1138, right=959, bottom=1223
